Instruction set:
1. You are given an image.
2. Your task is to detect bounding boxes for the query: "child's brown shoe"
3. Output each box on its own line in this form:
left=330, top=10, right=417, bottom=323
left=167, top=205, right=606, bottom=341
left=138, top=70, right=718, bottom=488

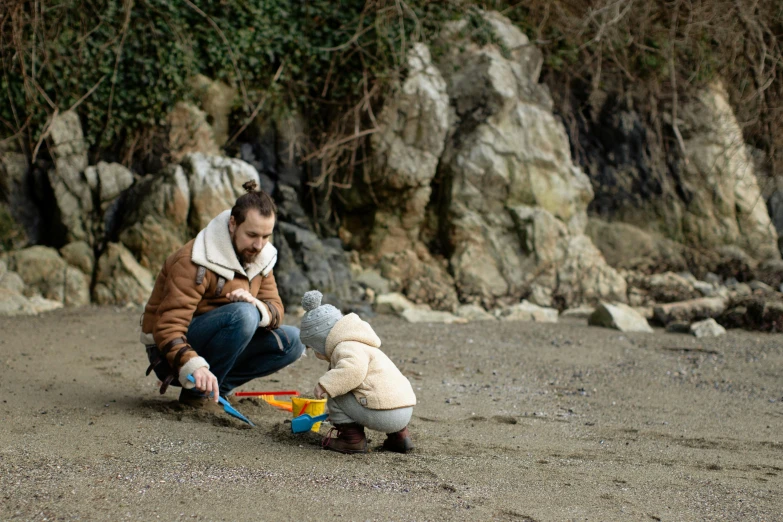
left=322, top=423, right=368, bottom=454
left=382, top=426, right=414, bottom=453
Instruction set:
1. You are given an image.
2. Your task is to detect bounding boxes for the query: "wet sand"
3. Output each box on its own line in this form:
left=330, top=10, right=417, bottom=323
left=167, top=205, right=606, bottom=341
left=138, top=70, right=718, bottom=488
left=1, top=307, right=781, bottom=521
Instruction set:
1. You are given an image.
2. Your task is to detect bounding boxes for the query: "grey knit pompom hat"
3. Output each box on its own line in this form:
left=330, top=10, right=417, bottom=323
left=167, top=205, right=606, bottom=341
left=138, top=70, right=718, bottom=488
left=299, top=290, right=343, bottom=355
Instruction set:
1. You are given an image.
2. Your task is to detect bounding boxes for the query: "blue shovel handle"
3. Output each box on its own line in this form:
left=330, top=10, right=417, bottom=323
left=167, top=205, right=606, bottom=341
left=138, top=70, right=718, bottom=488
left=186, top=374, right=255, bottom=427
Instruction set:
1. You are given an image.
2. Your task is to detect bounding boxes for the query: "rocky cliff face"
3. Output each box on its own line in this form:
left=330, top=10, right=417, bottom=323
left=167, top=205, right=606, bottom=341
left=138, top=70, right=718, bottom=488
left=0, top=10, right=780, bottom=325
left=572, top=82, right=780, bottom=264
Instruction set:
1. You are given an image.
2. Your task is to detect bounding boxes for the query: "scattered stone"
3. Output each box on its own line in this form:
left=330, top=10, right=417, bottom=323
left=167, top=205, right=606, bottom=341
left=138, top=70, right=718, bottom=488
left=730, top=283, right=753, bottom=297
left=588, top=302, right=653, bottom=333
left=693, top=280, right=716, bottom=297
left=455, top=304, right=496, bottom=322
left=653, top=297, right=727, bottom=326
left=749, top=280, right=774, bottom=293
left=559, top=306, right=595, bottom=320
left=499, top=300, right=558, bottom=323
left=375, top=293, right=416, bottom=315
left=626, top=271, right=699, bottom=304
left=400, top=308, right=466, bottom=324
left=690, top=318, right=726, bottom=338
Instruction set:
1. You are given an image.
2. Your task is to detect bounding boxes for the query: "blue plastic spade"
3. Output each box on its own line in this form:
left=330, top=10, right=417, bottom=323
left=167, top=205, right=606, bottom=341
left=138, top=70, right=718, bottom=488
left=291, top=413, right=329, bottom=433
left=186, top=374, right=255, bottom=427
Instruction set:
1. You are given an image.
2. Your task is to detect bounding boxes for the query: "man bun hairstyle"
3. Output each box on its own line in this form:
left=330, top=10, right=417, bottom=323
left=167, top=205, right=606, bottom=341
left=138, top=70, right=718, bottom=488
left=231, top=180, right=277, bottom=226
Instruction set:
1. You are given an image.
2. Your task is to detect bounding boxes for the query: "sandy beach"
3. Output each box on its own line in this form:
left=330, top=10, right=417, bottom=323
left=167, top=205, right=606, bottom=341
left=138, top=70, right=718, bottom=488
left=1, top=306, right=781, bottom=521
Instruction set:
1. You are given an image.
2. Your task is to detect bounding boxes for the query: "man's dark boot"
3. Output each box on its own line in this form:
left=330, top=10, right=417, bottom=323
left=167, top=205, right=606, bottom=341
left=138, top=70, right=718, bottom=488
left=322, top=423, right=368, bottom=454
left=382, top=426, right=414, bottom=453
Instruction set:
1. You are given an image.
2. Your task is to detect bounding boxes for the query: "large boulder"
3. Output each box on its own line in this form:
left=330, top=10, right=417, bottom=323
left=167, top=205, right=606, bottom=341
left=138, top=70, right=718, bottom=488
left=59, top=241, right=94, bottom=276
left=190, top=75, right=236, bottom=147
left=624, top=271, right=700, bottom=305
left=119, top=164, right=191, bottom=271
left=47, top=111, right=93, bottom=243
left=718, top=294, right=783, bottom=332
left=377, top=249, right=459, bottom=312
left=432, top=12, right=624, bottom=309
left=362, top=43, right=451, bottom=259
left=653, top=297, right=727, bottom=326
left=677, top=82, right=779, bottom=261
left=83, top=162, right=134, bottom=211
left=573, top=83, right=779, bottom=268
left=93, top=242, right=154, bottom=305
left=586, top=219, right=688, bottom=273
left=167, top=102, right=220, bottom=164
left=588, top=302, right=653, bottom=333
left=4, top=246, right=90, bottom=306
left=274, top=222, right=364, bottom=311
left=181, top=153, right=261, bottom=231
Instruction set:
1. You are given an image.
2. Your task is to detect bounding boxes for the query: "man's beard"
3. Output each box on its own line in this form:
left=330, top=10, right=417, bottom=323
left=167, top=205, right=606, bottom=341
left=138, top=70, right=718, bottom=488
left=232, top=234, right=260, bottom=266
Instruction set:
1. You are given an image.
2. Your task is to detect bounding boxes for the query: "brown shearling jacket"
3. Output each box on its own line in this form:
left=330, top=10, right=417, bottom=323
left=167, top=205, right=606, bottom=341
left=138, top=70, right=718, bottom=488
left=141, top=210, right=284, bottom=381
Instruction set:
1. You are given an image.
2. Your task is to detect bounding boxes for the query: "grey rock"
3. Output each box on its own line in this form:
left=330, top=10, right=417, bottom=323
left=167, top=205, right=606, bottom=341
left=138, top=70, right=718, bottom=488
left=60, top=241, right=94, bottom=276
left=274, top=222, right=362, bottom=309
left=182, top=153, right=261, bottom=231
left=653, top=297, right=727, bottom=325
left=704, top=272, right=722, bottom=286
left=560, top=306, right=595, bottom=320
left=690, top=318, right=726, bottom=338
left=93, top=243, right=154, bottom=306
left=5, top=246, right=90, bottom=306
left=693, top=280, right=716, bottom=297
left=749, top=280, right=774, bottom=293
left=455, top=304, right=497, bottom=322
left=401, top=307, right=466, bottom=324
left=588, top=302, right=653, bottom=333
left=0, top=270, right=25, bottom=294
left=500, top=300, right=559, bottom=323
left=0, top=288, right=37, bottom=316
left=375, top=293, right=416, bottom=315
left=119, top=165, right=190, bottom=271
left=354, top=269, right=391, bottom=295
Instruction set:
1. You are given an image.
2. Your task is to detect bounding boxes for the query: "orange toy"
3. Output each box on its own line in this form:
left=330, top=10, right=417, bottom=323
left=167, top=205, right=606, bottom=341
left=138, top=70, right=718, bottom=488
left=232, top=390, right=299, bottom=412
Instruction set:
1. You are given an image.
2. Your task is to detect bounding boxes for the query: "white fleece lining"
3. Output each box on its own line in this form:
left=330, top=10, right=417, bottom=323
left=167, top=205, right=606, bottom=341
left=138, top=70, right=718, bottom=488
left=179, top=357, right=210, bottom=388
left=191, top=210, right=278, bottom=281
left=254, top=299, right=271, bottom=327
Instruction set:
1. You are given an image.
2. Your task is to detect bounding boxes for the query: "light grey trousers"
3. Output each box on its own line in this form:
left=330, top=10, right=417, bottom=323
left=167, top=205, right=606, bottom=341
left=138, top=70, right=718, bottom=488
left=327, top=393, right=413, bottom=433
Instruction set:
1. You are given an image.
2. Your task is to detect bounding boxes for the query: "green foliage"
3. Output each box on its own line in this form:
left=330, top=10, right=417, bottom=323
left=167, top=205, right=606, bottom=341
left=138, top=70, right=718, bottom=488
left=0, top=0, right=404, bottom=156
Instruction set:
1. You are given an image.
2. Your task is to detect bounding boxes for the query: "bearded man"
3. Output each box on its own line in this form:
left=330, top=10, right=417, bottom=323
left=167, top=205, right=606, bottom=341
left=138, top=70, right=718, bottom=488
left=141, top=180, right=304, bottom=409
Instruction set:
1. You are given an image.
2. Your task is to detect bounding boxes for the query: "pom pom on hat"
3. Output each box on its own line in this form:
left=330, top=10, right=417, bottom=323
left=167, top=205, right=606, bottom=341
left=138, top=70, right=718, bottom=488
left=299, top=290, right=342, bottom=355
left=302, top=290, right=323, bottom=312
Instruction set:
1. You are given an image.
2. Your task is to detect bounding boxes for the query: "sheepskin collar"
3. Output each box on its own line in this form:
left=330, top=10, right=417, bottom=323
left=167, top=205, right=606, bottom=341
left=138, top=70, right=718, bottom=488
left=191, top=210, right=277, bottom=281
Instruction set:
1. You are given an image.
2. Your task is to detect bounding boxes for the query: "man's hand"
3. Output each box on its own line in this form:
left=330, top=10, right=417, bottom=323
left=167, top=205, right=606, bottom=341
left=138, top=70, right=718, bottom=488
left=314, top=383, right=327, bottom=399
left=227, top=288, right=256, bottom=303
left=192, top=366, right=219, bottom=403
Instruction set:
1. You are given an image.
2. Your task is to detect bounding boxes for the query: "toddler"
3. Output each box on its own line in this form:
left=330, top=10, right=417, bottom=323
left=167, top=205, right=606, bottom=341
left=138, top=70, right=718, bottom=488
left=299, top=290, right=416, bottom=454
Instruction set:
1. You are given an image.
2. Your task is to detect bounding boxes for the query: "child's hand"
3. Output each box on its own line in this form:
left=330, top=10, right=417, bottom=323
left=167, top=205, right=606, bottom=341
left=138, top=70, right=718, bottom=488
left=314, top=383, right=326, bottom=399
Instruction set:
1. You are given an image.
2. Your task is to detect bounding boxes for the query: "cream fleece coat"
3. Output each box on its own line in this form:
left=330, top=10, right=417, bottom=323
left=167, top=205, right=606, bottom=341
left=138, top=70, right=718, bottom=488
left=319, top=313, right=416, bottom=410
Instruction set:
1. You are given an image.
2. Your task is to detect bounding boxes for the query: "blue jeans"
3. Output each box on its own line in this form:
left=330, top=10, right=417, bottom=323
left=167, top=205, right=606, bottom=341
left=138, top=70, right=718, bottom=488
left=181, top=302, right=304, bottom=397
